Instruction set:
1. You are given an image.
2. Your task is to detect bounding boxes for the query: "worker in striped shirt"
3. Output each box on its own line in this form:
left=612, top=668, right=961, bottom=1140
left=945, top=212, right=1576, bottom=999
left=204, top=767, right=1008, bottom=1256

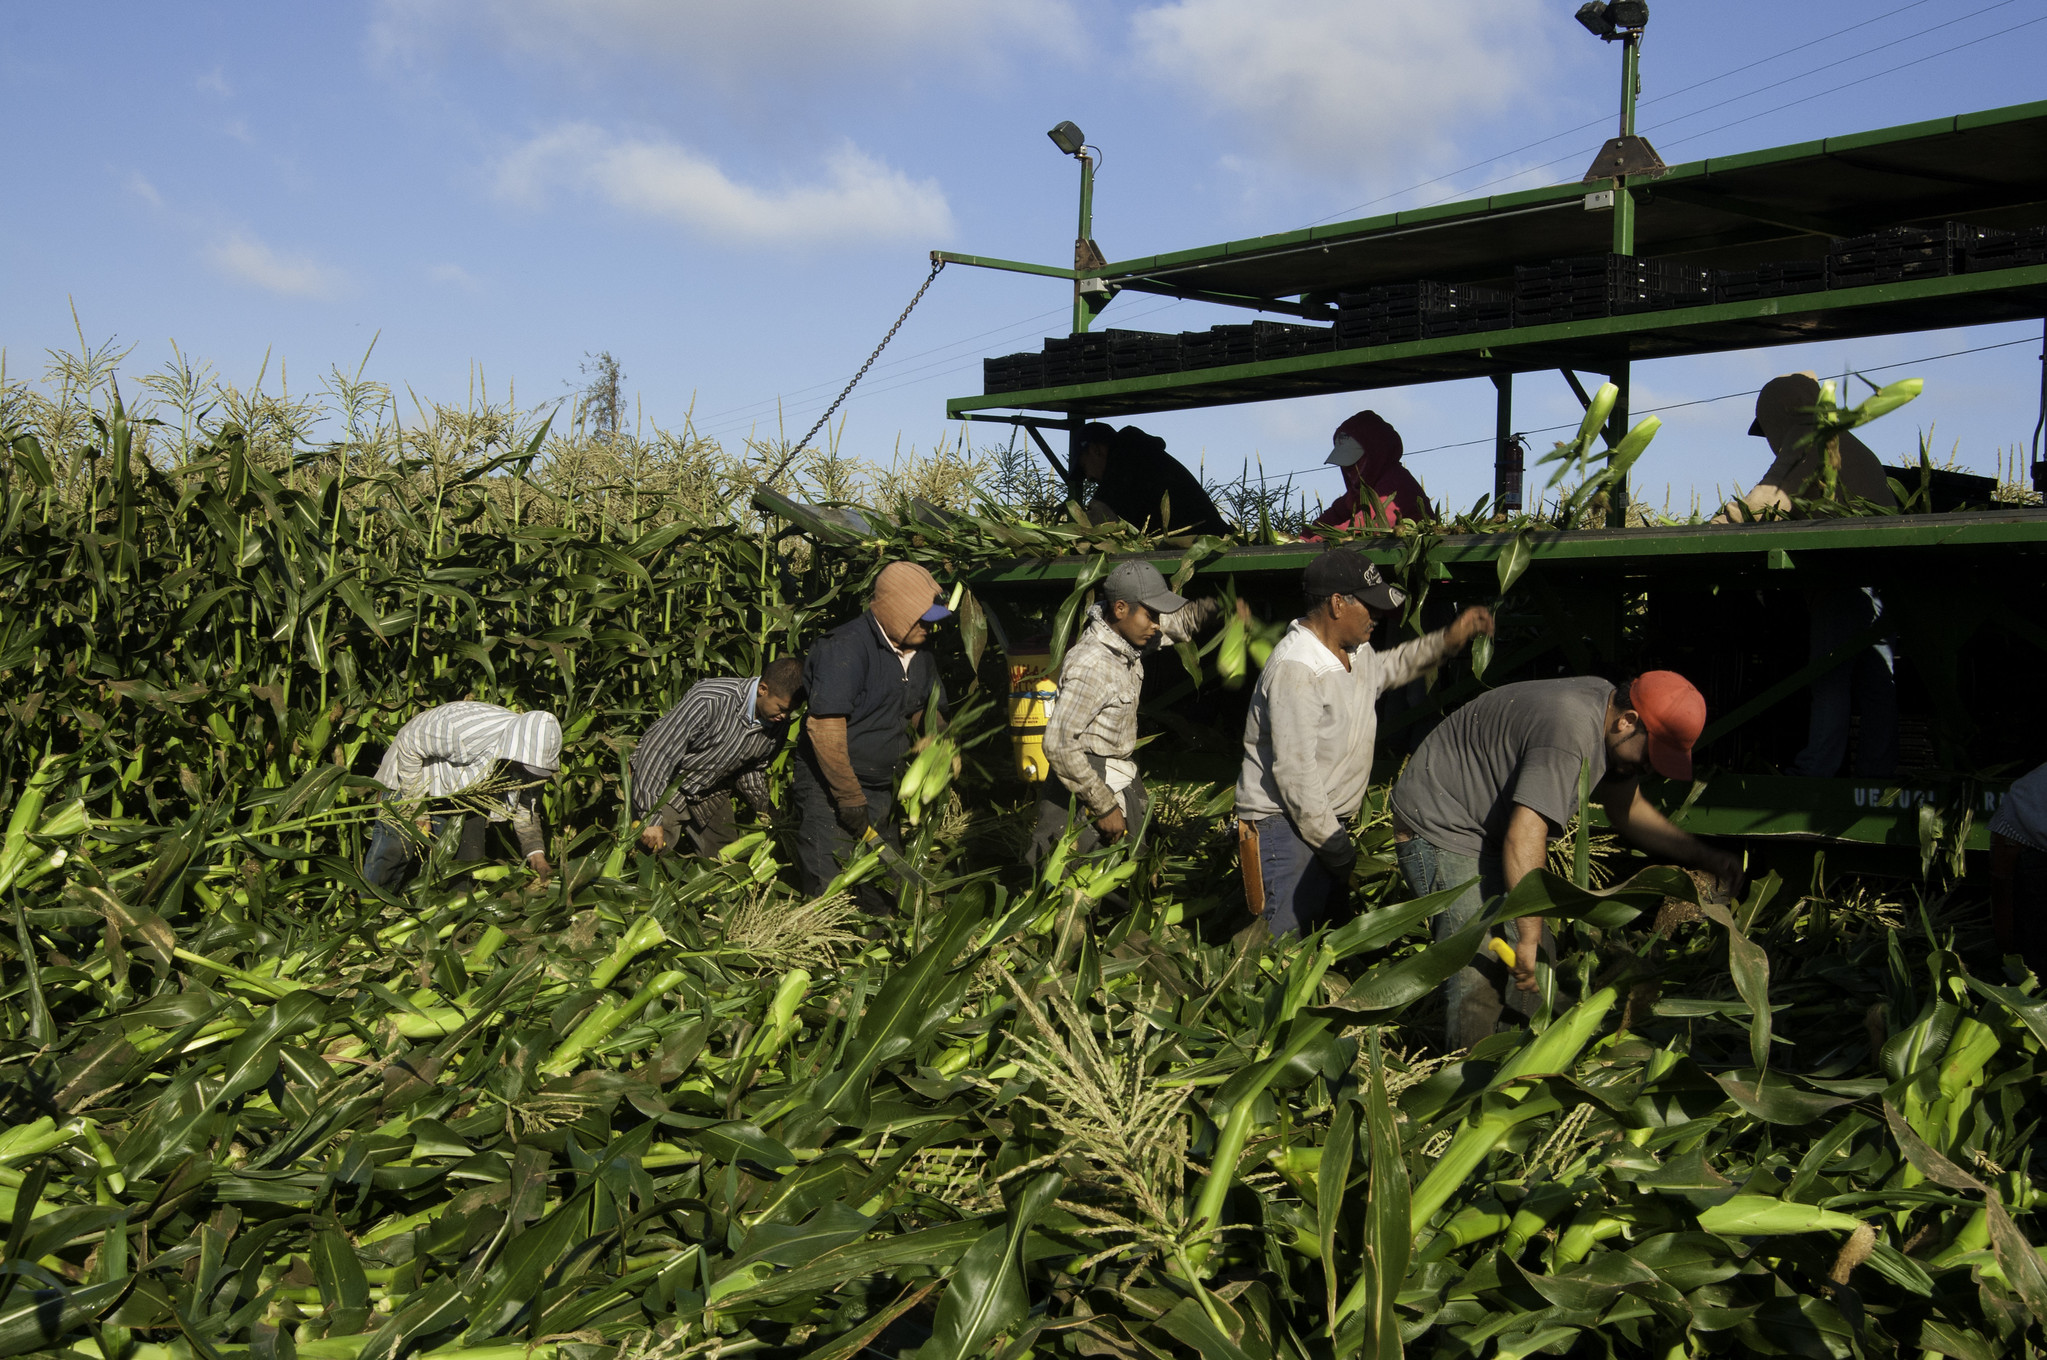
left=361, top=702, right=562, bottom=890
left=632, top=658, right=806, bottom=857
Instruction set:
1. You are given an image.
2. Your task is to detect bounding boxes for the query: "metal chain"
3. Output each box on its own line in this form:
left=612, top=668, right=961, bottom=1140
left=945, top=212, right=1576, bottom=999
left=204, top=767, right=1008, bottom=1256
left=763, top=257, right=946, bottom=488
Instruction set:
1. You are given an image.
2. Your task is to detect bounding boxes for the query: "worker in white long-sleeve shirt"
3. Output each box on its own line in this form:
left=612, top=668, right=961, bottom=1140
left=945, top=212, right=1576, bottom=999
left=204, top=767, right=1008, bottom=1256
left=361, top=702, right=561, bottom=890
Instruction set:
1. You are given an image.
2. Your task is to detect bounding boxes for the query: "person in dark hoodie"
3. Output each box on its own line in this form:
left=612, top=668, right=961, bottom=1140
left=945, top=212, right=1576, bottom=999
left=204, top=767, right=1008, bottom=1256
left=1076, top=423, right=1233, bottom=539
left=1317, top=410, right=1433, bottom=530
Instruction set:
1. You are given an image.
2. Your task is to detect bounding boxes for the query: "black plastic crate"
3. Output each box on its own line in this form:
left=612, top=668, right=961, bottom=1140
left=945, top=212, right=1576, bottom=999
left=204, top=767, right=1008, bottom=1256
left=982, top=352, right=1048, bottom=394
left=1178, top=329, right=1225, bottom=369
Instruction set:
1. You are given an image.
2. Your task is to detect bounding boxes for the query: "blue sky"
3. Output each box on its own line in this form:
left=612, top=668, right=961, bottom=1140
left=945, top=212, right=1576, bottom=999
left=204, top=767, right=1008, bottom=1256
left=5, top=1, right=2046, bottom=516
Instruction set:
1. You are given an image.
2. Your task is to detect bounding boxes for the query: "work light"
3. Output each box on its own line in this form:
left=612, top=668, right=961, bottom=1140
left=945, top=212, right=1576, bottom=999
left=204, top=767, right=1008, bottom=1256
left=1575, top=2, right=1615, bottom=37
left=1047, top=121, right=1087, bottom=157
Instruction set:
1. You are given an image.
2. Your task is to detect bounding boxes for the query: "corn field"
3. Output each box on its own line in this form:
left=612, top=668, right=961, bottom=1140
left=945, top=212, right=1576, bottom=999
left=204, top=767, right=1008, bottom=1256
left=0, top=356, right=2041, bottom=1360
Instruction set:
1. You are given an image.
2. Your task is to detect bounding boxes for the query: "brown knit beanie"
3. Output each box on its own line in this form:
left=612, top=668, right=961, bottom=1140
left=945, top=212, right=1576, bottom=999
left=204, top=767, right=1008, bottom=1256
left=871, top=561, right=942, bottom=643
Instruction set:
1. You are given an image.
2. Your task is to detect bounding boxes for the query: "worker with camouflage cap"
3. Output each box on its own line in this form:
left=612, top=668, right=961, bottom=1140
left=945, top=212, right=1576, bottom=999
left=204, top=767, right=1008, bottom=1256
left=1034, top=559, right=1247, bottom=863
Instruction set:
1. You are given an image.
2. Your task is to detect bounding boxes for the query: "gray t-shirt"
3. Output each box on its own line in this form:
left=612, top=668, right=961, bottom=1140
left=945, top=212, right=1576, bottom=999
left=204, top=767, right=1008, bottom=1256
left=1391, top=677, right=1614, bottom=857
left=1991, top=762, right=2047, bottom=853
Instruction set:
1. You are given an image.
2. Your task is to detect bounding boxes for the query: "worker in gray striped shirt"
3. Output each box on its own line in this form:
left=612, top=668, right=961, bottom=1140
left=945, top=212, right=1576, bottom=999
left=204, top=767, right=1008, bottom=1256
left=362, top=702, right=562, bottom=890
left=632, top=658, right=805, bottom=857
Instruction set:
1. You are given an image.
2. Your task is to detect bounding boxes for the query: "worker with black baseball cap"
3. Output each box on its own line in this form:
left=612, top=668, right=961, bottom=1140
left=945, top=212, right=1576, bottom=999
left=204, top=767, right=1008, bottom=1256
left=1235, top=547, right=1493, bottom=935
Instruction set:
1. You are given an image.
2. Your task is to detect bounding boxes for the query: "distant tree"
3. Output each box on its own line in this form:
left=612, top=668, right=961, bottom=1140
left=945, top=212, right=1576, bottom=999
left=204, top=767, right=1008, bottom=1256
left=577, top=351, right=624, bottom=438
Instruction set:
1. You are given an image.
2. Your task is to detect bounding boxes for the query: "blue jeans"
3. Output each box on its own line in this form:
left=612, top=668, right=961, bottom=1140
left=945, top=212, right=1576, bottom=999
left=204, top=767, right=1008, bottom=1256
left=361, top=811, right=485, bottom=890
left=1395, top=835, right=1530, bottom=1052
left=1791, top=586, right=1897, bottom=778
left=1245, top=814, right=1344, bottom=936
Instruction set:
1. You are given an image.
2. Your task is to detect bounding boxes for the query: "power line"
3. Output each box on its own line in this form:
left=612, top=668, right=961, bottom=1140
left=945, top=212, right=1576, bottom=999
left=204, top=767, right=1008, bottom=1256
left=1416, top=7, right=2046, bottom=209
left=1305, top=0, right=1959, bottom=227
left=1399, top=334, right=2041, bottom=459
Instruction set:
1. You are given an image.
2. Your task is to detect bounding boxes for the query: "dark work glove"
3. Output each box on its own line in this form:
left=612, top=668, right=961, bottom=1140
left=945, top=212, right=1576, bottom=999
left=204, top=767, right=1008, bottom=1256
left=835, top=800, right=870, bottom=839
left=1316, top=839, right=1358, bottom=881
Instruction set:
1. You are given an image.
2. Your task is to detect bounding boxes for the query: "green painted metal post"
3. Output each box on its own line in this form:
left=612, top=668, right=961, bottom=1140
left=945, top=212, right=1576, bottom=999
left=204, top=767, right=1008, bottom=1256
left=1612, top=32, right=1641, bottom=258
left=1073, top=152, right=1097, bottom=335
left=1492, top=374, right=1520, bottom=512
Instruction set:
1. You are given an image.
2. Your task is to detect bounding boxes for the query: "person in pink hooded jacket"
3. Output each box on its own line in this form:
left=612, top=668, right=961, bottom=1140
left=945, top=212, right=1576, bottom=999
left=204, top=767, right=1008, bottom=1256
left=1317, top=410, right=1434, bottom=529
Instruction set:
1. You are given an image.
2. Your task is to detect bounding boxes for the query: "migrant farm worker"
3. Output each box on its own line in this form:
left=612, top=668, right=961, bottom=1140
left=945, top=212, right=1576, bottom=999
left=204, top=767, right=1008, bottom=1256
left=1317, top=410, right=1434, bottom=530
left=1390, top=671, right=1741, bottom=1052
left=1716, top=372, right=1899, bottom=778
left=631, top=657, right=805, bottom=858
left=1235, top=547, right=1494, bottom=935
left=1076, top=422, right=1234, bottom=539
left=361, top=702, right=561, bottom=891
left=1989, top=760, right=2047, bottom=980
left=793, top=561, right=951, bottom=910
left=1035, top=560, right=1249, bottom=862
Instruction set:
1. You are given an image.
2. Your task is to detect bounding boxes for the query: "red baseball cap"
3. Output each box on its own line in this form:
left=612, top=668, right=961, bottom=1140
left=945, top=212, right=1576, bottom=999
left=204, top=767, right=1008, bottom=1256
left=1627, top=671, right=1706, bottom=780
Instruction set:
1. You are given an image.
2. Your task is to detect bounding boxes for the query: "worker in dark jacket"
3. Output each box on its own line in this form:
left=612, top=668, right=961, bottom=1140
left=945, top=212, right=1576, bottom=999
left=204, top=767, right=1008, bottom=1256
left=793, top=561, right=950, bottom=909
left=1077, top=423, right=1233, bottom=539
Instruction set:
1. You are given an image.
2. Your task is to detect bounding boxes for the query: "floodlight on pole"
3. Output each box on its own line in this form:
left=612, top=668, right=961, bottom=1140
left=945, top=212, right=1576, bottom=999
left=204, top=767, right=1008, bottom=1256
left=1578, top=0, right=1665, bottom=244
left=1048, top=120, right=1111, bottom=333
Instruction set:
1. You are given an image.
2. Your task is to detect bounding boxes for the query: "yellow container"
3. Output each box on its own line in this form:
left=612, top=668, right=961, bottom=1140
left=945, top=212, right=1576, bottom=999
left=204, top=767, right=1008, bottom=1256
left=1007, top=652, right=1057, bottom=783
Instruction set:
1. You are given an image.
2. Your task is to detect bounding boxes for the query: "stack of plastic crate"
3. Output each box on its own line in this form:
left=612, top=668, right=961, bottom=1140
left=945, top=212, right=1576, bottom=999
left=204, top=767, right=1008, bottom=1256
left=1825, top=224, right=1966, bottom=288
left=1336, top=282, right=1513, bottom=347
left=981, top=352, right=1047, bottom=394
left=1105, top=330, right=1185, bottom=380
left=1514, top=256, right=1713, bottom=324
left=1040, top=332, right=1112, bottom=387
left=1959, top=224, right=2047, bottom=273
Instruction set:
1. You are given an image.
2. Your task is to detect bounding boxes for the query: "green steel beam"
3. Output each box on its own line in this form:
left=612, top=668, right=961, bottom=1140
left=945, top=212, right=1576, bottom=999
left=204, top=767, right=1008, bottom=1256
left=962, top=508, right=2047, bottom=585
left=948, top=263, right=2047, bottom=418
left=930, top=250, right=1076, bottom=280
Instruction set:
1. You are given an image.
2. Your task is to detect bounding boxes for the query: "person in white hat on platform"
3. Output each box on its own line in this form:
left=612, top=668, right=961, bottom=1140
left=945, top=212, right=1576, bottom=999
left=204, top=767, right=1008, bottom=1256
left=1317, top=410, right=1434, bottom=531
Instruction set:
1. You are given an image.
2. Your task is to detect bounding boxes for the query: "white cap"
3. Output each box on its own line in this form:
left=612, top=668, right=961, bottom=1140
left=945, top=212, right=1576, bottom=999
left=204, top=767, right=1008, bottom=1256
left=1326, top=434, right=1366, bottom=468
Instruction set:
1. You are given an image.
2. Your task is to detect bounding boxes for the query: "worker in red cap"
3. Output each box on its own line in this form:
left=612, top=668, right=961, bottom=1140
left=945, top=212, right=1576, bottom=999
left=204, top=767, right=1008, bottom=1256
left=1390, top=671, right=1741, bottom=1052
left=1317, top=410, right=1434, bottom=530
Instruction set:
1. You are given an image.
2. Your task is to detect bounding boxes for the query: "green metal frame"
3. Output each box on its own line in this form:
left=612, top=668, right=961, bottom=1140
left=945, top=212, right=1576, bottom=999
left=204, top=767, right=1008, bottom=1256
left=905, top=99, right=2047, bottom=851
left=949, top=264, right=2047, bottom=419
left=1073, top=100, right=2047, bottom=297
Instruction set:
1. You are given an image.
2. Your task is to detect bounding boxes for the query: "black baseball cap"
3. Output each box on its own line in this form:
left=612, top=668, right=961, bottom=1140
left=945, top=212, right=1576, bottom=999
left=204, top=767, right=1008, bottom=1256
left=1303, top=547, right=1406, bottom=612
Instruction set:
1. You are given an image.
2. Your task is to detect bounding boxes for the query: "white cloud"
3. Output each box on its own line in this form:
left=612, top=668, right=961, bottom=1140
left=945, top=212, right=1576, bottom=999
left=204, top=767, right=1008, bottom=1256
left=1130, top=0, right=1595, bottom=192
left=494, top=124, right=953, bottom=246
left=428, top=262, right=481, bottom=290
left=372, top=0, right=1077, bottom=80
left=207, top=231, right=348, bottom=299
left=126, top=172, right=163, bottom=208
left=197, top=66, right=232, bottom=97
